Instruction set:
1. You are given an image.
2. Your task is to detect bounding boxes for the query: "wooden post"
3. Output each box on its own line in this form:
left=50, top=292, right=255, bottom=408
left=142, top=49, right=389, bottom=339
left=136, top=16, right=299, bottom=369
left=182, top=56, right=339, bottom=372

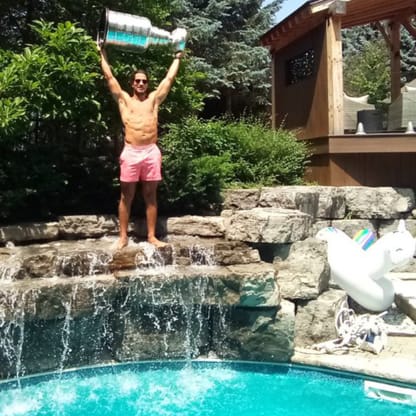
left=389, top=20, right=401, bottom=101
left=271, top=52, right=276, bottom=129
left=326, top=15, right=344, bottom=135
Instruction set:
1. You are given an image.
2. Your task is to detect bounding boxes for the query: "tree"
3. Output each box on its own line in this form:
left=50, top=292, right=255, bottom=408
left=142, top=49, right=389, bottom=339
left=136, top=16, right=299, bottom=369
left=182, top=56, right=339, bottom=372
left=343, top=36, right=390, bottom=104
left=0, top=20, right=110, bottom=220
left=0, top=0, right=180, bottom=50
left=0, top=19, right=203, bottom=222
left=343, top=24, right=416, bottom=99
left=174, top=0, right=281, bottom=117
left=0, top=0, right=205, bottom=126
left=1, top=0, right=282, bottom=118
left=400, top=27, right=416, bottom=83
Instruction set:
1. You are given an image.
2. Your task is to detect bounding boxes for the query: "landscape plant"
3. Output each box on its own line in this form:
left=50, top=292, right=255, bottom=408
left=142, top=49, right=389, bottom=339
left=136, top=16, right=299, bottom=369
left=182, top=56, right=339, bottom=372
left=0, top=1, right=311, bottom=224
left=159, top=116, right=309, bottom=214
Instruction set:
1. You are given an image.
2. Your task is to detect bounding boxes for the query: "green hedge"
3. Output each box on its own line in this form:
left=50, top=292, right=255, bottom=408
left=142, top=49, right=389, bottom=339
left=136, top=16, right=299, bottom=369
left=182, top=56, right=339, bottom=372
left=0, top=21, right=309, bottom=222
left=158, top=117, right=310, bottom=214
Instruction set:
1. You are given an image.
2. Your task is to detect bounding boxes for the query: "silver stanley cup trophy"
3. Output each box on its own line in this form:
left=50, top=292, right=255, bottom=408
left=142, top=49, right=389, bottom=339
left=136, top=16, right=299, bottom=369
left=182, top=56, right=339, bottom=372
left=98, top=8, right=187, bottom=52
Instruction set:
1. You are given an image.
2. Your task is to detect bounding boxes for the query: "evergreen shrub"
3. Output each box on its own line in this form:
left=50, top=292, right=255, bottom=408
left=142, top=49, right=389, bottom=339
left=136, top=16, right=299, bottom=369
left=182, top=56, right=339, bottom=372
left=159, top=117, right=310, bottom=214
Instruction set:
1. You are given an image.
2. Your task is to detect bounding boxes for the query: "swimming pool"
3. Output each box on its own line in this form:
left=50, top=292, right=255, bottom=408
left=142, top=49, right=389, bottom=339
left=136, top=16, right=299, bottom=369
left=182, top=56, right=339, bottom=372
left=0, top=361, right=415, bottom=416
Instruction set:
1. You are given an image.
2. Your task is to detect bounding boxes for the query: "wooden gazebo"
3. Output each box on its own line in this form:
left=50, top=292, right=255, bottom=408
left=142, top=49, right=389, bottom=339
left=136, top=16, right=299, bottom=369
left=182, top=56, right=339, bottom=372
left=261, top=0, right=416, bottom=186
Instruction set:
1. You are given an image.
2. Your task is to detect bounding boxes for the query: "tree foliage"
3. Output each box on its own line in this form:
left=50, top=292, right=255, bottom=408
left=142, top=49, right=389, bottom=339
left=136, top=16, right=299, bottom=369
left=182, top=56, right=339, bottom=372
left=0, top=20, right=111, bottom=220
left=0, top=0, right=310, bottom=223
left=0, top=19, right=202, bottom=222
left=175, top=0, right=281, bottom=116
left=400, top=27, right=416, bottom=83
left=343, top=37, right=390, bottom=104
left=343, top=24, right=416, bottom=102
left=1, top=0, right=282, bottom=118
left=0, top=0, right=179, bottom=50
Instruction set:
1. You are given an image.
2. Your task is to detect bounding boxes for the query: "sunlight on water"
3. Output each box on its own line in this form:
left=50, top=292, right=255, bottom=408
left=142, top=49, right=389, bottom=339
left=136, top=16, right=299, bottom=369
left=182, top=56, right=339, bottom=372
left=2, top=392, right=40, bottom=415
left=118, top=372, right=141, bottom=394
left=0, top=362, right=415, bottom=416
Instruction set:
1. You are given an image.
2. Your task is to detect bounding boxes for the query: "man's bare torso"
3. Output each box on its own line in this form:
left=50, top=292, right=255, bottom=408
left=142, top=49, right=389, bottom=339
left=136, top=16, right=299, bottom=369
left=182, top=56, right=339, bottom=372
left=119, top=93, right=158, bottom=146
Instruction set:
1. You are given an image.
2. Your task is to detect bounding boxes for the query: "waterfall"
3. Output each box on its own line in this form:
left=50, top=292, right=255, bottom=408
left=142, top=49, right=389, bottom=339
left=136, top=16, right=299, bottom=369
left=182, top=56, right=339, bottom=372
left=54, top=251, right=112, bottom=277
left=188, top=244, right=215, bottom=266
left=0, top=252, right=22, bottom=281
left=0, top=287, right=32, bottom=384
left=0, top=235, right=275, bottom=381
left=114, top=241, right=228, bottom=362
left=58, top=287, right=75, bottom=374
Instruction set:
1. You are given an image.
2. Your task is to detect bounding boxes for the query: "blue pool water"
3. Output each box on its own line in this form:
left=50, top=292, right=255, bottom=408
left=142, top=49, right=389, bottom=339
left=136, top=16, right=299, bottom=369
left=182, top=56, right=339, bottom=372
left=0, top=361, right=415, bottom=416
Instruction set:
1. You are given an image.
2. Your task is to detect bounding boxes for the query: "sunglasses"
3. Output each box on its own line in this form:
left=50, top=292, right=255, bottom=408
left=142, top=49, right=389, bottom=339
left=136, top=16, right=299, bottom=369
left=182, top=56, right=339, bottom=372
left=134, top=79, right=148, bottom=84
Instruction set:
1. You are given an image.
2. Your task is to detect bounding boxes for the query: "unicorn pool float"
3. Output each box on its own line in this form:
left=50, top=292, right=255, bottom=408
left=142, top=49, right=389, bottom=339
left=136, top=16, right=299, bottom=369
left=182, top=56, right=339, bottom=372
left=316, top=220, right=416, bottom=312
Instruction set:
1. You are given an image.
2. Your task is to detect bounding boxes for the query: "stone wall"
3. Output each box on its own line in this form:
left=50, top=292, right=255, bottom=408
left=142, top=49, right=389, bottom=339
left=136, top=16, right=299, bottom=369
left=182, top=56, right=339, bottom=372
left=0, top=186, right=415, bottom=380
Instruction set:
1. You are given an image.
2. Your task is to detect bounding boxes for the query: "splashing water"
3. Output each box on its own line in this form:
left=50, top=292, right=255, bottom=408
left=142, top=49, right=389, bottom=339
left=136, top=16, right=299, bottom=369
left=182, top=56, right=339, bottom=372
left=58, top=285, right=78, bottom=374
left=0, top=236, right=234, bottom=381
left=0, top=362, right=415, bottom=416
left=189, top=244, right=215, bottom=266
left=135, top=242, right=166, bottom=268
left=54, top=251, right=112, bottom=277
left=0, top=288, right=33, bottom=384
left=0, top=256, right=22, bottom=281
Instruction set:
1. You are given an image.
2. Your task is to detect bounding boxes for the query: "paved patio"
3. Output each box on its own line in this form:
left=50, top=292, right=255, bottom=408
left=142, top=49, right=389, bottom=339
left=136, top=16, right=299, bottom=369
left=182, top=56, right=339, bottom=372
left=293, top=335, right=416, bottom=384
left=293, top=273, right=416, bottom=385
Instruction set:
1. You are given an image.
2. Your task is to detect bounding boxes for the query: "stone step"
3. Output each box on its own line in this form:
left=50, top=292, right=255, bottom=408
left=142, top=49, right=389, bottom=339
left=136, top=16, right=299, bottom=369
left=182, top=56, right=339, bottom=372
left=0, top=262, right=280, bottom=322
left=392, top=277, right=416, bottom=322
left=0, top=236, right=261, bottom=280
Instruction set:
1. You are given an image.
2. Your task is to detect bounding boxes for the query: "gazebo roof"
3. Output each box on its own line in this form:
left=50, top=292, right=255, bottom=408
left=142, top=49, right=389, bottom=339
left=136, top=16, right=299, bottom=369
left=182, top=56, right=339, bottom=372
left=261, top=0, right=416, bottom=52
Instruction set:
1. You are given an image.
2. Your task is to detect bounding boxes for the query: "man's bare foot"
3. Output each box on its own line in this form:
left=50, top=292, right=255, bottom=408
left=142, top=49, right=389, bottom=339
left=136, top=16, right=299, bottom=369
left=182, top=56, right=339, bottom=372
left=148, top=237, right=169, bottom=248
left=116, top=237, right=129, bottom=250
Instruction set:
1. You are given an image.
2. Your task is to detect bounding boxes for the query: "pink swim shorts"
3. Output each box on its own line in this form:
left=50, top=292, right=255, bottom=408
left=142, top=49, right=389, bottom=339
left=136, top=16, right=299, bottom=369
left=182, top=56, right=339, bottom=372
left=119, top=143, right=162, bottom=182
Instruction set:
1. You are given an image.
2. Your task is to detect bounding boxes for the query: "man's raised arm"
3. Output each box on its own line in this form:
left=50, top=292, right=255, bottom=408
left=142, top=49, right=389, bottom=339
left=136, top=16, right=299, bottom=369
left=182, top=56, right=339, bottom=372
left=154, top=51, right=184, bottom=104
left=98, top=46, right=125, bottom=101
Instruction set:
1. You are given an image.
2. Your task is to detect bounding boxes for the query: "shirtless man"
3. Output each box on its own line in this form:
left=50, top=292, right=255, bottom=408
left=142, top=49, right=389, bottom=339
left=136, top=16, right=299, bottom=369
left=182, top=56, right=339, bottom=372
left=99, top=46, right=183, bottom=249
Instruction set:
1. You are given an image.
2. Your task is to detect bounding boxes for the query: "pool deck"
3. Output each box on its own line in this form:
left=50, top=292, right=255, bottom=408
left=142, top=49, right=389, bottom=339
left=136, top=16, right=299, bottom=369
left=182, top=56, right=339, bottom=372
left=292, top=273, right=416, bottom=385
left=292, top=335, right=416, bottom=384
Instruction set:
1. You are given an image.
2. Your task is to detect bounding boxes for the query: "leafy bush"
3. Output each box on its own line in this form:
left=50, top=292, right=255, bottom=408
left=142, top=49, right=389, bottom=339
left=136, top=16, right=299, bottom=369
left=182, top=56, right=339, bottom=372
left=0, top=20, right=307, bottom=222
left=0, top=20, right=115, bottom=222
left=0, top=20, right=203, bottom=223
left=159, top=117, right=309, bottom=214
left=226, top=120, right=310, bottom=186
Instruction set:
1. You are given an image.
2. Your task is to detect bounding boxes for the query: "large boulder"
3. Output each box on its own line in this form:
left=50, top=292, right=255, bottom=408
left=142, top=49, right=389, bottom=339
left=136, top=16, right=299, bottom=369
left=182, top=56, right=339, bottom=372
left=226, top=208, right=312, bottom=243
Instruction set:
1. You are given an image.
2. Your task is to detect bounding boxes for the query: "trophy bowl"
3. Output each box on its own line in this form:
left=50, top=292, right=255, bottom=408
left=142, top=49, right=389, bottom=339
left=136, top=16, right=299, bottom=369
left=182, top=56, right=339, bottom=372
left=98, top=8, right=187, bottom=52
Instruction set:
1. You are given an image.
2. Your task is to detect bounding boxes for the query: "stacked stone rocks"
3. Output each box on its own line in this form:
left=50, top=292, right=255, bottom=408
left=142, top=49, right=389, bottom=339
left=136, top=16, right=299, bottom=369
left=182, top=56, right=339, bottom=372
left=0, top=186, right=415, bottom=379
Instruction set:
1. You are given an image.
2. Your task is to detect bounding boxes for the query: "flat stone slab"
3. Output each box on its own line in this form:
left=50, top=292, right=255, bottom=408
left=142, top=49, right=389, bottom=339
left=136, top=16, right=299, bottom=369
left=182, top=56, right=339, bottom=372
left=0, top=222, right=59, bottom=244
left=292, top=334, right=416, bottom=384
left=226, top=208, right=312, bottom=243
left=167, top=216, right=225, bottom=237
left=0, top=262, right=279, bottom=322
left=0, top=236, right=261, bottom=280
left=393, top=279, right=416, bottom=322
left=115, top=262, right=279, bottom=307
left=344, top=187, right=415, bottom=219
left=258, top=186, right=346, bottom=219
